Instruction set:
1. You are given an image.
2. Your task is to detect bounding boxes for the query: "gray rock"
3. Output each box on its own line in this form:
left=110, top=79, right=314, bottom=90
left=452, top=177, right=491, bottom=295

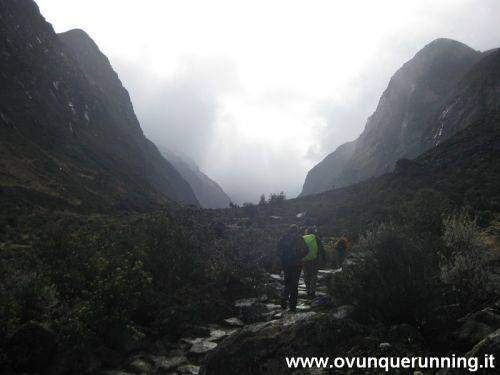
left=379, top=342, right=392, bottom=349
left=190, top=341, right=218, bottom=354
left=265, top=303, right=281, bottom=311
left=332, top=305, right=355, bottom=320
left=181, top=337, right=204, bottom=345
left=178, top=364, right=201, bottom=374
left=296, top=304, right=312, bottom=312
left=208, top=329, right=228, bottom=341
left=153, top=355, right=187, bottom=371
left=102, top=371, right=136, bottom=375
left=224, top=317, right=244, bottom=327
left=202, top=311, right=362, bottom=374
left=128, top=357, right=153, bottom=373
left=234, top=298, right=257, bottom=308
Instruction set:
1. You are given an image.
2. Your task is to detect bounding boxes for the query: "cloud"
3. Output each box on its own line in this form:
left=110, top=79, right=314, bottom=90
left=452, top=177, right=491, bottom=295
left=37, top=0, right=500, bottom=203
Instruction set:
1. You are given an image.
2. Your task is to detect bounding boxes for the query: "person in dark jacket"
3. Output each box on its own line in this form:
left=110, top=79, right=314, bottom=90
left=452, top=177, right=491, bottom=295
left=277, top=224, right=309, bottom=311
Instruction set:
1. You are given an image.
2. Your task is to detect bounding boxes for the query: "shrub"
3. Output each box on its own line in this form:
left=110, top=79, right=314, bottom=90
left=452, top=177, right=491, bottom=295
left=330, top=222, right=441, bottom=327
left=439, top=212, right=494, bottom=310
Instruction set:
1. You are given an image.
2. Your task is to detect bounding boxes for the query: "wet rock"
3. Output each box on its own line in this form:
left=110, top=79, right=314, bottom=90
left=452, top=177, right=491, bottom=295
left=201, top=312, right=364, bottom=375
left=153, top=355, right=187, bottom=371
left=265, top=303, right=281, bottom=311
left=234, top=298, right=257, bottom=307
left=6, top=321, right=57, bottom=373
left=224, top=317, right=244, bottom=327
left=332, top=305, right=355, bottom=320
left=296, top=304, right=312, bottom=312
left=282, top=312, right=317, bottom=327
left=207, top=329, right=228, bottom=341
left=178, top=364, right=201, bottom=374
left=127, top=356, right=153, bottom=373
left=269, top=274, right=282, bottom=281
left=190, top=341, right=218, bottom=354
left=181, top=337, right=204, bottom=346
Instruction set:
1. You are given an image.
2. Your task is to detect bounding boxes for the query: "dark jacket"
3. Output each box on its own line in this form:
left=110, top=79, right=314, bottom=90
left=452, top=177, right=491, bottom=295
left=316, top=234, right=326, bottom=262
left=278, top=232, right=308, bottom=268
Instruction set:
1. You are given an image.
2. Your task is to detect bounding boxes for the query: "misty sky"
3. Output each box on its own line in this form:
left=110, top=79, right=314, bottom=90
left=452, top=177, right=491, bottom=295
left=37, top=0, right=500, bottom=203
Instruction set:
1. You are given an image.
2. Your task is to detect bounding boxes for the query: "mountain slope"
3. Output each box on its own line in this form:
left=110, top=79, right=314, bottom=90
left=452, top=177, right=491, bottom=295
left=287, top=49, right=500, bottom=234
left=0, top=1, right=198, bottom=212
left=301, top=140, right=355, bottom=196
left=161, top=148, right=232, bottom=209
left=301, top=38, right=481, bottom=196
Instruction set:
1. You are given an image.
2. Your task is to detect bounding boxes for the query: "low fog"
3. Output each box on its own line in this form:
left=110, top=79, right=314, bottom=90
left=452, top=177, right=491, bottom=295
left=38, top=0, right=500, bottom=203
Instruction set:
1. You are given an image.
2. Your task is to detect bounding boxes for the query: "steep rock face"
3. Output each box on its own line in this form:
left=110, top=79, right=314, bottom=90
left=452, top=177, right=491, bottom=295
left=301, top=38, right=481, bottom=196
left=0, top=1, right=198, bottom=211
left=423, top=47, right=500, bottom=148
left=300, top=140, right=355, bottom=196
left=161, top=148, right=231, bottom=209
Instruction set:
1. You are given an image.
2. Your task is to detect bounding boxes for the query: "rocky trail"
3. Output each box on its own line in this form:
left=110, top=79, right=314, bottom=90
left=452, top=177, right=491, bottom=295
left=103, top=269, right=340, bottom=375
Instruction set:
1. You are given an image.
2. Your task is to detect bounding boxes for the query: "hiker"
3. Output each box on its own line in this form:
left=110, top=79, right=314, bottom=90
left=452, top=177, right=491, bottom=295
left=277, top=224, right=309, bottom=312
left=302, top=227, right=326, bottom=299
left=335, top=232, right=350, bottom=267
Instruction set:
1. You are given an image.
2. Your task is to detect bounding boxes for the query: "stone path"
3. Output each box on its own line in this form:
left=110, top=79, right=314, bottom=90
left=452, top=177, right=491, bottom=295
left=103, top=268, right=341, bottom=375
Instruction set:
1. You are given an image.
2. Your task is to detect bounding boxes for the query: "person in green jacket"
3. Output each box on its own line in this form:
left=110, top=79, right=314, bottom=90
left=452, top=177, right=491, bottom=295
left=302, top=227, right=326, bottom=299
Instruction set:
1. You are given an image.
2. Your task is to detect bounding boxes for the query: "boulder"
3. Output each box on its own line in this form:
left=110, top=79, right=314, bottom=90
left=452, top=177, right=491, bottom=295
left=153, top=355, right=187, bottom=371
left=201, top=312, right=364, bottom=375
left=6, top=321, right=58, bottom=373
left=224, top=317, right=244, bottom=327
left=332, top=305, right=355, bottom=320
left=207, top=329, right=229, bottom=341
left=190, top=341, right=218, bottom=354
left=127, top=356, right=153, bottom=373
left=178, top=364, right=201, bottom=374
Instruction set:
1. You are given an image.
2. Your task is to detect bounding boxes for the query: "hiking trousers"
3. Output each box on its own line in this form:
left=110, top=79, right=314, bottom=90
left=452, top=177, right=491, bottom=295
left=303, top=260, right=319, bottom=298
left=282, top=265, right=302, bottom=310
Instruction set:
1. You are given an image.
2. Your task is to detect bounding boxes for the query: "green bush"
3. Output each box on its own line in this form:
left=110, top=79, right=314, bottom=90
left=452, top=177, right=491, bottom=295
left=439, top=212, right=494, bottom=310
left=330, top=223, right=441, bottom=327
left=0, top=210, right=266, bottom=369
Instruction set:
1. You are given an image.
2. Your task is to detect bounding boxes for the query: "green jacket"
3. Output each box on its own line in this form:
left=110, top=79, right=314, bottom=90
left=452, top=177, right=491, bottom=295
left=302, top=234, right=319, bottom=262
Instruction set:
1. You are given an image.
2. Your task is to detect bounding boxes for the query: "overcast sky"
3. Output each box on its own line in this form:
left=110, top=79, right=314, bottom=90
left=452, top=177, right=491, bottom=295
left=37, top=0, right=500, bottom=203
